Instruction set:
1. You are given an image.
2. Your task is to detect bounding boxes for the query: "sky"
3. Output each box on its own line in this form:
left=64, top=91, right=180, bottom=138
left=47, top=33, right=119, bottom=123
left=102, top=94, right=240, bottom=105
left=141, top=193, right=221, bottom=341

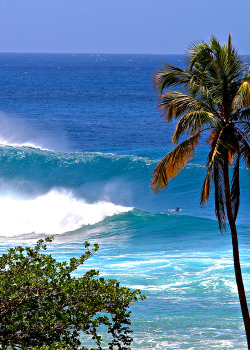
left=0, top=0, right=249, bottom=54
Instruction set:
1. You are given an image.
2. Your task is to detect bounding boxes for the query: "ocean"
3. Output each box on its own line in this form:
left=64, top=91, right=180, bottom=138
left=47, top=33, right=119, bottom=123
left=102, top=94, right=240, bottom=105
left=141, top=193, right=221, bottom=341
left=0, top=53, right=249, bottom=349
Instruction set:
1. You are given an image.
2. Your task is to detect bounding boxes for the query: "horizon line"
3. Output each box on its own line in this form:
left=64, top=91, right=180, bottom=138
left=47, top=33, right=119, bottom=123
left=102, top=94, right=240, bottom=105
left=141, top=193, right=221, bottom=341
left=0, top=51, right=249, bottom=56
left=0, top=51, right=186, bottom=55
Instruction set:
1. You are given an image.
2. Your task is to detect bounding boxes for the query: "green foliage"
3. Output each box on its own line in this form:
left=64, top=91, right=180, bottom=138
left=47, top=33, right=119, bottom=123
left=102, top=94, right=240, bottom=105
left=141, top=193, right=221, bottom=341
left=0, top=237, right=145, bottom=350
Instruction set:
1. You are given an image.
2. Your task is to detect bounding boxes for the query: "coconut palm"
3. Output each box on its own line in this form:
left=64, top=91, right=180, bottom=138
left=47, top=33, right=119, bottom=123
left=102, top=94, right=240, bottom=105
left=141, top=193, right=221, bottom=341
left=151, top=34, right=250, bottom=347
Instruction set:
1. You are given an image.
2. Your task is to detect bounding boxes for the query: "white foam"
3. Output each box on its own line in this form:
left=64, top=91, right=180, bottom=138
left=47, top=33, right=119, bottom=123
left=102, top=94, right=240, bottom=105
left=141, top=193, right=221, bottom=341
left=0, top=138, right=49, bottom=150
left=0, top=190, right=133, bottom=237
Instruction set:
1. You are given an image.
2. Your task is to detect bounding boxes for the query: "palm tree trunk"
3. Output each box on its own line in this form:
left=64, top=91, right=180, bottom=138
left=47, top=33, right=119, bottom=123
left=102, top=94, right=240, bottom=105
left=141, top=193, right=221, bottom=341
left=223, top=156, right=250, bottom=349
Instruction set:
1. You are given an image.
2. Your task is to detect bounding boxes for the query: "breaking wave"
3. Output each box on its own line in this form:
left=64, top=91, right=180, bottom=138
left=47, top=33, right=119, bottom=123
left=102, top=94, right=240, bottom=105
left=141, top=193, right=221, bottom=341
left=0, top=190, right=133, bottom=237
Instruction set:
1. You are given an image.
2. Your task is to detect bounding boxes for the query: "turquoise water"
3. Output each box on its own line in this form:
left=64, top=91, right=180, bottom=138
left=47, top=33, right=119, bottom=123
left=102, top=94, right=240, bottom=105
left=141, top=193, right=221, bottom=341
left=0, top=53, right=249, bottom=349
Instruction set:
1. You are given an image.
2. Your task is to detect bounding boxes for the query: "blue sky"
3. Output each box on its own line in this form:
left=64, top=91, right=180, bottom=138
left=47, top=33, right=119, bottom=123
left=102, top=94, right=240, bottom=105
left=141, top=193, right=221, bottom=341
left=0, top=0, right=249, bottom=54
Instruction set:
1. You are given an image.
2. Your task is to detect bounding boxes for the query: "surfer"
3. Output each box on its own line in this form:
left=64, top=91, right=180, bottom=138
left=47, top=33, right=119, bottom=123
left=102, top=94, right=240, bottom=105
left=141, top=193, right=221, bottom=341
left=168, top=207, right=182, bottom=212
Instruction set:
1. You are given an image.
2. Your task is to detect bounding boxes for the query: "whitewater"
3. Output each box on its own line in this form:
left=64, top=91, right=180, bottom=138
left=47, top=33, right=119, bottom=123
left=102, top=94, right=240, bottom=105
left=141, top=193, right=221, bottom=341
left=0, top=53, right=249, bottom=349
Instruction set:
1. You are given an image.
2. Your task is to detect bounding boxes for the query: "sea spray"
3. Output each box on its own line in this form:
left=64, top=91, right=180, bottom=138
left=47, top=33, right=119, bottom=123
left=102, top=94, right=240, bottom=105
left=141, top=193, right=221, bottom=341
left=0, top=112, right=69, bottom=151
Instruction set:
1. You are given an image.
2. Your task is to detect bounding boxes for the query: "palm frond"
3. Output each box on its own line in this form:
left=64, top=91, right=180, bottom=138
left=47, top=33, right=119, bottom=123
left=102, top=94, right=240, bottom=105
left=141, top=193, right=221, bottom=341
left=213, top=163, right=226, bottom=231
left=159, top=91, right=209, bottom=122
left=206, top=124, right=240, bottom=230
left=173, top=110, right=219, bottom=144
left=237, top=108, right=250, bottom=121
left=203, top=127, right=226, bottom=229
left=200, top=169, right=211, bottom=205
left=208, top=124, right=239, bottom=166
left=187, top=41, right=214, bottom=71
left=207, top=126, right=225, bottom=167
left=233, top=81, right=250, bottom=110
left=227, top=33, right=232, bottom=59
left=221, top=125, right=240, bottom=164
left=231, top=155, right=240, bottom=221
left=151, top=133, right=201, bottom=192
left=154, top=63, right=191, bottom=94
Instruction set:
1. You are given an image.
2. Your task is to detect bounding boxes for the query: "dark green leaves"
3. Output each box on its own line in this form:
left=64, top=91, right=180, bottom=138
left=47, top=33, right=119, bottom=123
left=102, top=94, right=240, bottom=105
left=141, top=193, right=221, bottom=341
left=0, top=239, right=144, bottom=349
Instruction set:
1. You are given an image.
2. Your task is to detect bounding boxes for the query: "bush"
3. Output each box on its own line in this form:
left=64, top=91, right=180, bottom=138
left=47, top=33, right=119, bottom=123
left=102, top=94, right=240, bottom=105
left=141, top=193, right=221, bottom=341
left=0, top=237, right=144, bottom=349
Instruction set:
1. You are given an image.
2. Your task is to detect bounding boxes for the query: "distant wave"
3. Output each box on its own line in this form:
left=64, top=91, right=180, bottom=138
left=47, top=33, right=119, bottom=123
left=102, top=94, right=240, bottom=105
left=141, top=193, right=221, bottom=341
left=0, top=112, right=68, bottom=151
left=0, top=189, right=133, bottom=237
left=0, top=137, right=51, bottom=151
left=0, top=146, right=157, bottom=197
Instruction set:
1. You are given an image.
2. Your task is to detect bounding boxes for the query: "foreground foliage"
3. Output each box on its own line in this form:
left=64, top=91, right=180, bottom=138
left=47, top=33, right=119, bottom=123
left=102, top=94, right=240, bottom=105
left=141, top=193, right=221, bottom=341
left=0, top=237, right=144, bottom=349
left=152, top=34, right=250, bottom=348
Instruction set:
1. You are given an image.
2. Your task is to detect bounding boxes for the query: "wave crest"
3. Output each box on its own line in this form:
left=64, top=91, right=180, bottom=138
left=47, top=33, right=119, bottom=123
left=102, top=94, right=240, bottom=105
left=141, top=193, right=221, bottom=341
left=0, top=190, right=133, bottom=237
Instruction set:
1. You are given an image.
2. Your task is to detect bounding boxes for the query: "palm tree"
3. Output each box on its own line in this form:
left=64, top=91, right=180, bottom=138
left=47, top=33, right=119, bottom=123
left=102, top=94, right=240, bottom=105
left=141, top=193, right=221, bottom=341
left=151, top=34, right=250, bottom=348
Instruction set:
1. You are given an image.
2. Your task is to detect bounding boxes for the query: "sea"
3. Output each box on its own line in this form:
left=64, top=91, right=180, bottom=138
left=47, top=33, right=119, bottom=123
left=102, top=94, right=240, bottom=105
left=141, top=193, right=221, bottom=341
left=0, top=53, right=249, bottom=349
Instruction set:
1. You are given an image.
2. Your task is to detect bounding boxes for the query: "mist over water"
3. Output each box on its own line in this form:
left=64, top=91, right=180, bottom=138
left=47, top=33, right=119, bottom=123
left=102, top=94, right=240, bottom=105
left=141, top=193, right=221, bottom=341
left=0, top=111, right=70, bottom=151
left=0, top=53, right=249, bottom=349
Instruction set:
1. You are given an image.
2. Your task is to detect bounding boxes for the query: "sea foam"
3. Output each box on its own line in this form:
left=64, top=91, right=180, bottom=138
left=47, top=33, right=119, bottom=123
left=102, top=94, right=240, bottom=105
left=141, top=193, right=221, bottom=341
left=0, top=190, right=133, bottom=237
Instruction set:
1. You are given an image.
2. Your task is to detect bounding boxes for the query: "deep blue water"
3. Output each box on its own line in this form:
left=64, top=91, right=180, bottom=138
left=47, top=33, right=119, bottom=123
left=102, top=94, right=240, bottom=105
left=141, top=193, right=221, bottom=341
left=0, top=53, right=249, bottom=349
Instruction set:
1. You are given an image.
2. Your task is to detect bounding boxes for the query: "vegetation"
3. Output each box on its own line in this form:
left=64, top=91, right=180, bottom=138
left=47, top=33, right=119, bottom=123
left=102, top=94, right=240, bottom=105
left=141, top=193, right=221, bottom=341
left=151, top=34, right=250, bottom=348
left=0, top=237, right=144, bottom=349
